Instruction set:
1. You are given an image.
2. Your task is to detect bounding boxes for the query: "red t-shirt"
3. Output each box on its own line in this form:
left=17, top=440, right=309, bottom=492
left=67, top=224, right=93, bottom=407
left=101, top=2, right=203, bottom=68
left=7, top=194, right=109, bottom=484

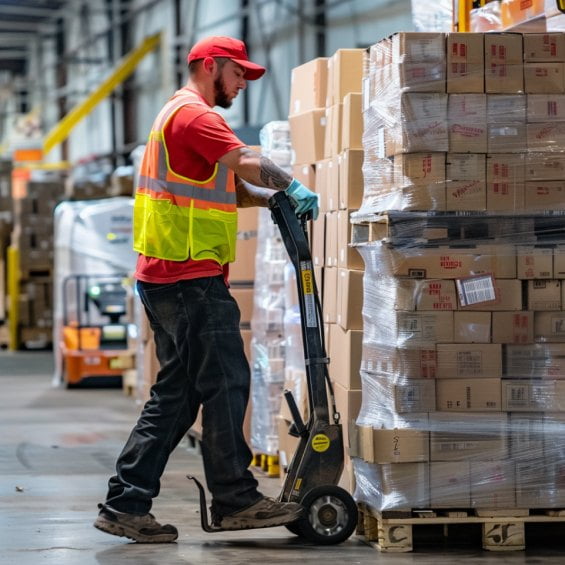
left=135, top=88, right=245, bottom=284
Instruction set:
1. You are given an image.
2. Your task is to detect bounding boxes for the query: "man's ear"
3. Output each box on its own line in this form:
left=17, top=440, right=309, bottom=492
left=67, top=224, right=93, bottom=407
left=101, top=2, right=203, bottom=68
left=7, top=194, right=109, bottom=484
left=203, top=56, right=215, bottom=74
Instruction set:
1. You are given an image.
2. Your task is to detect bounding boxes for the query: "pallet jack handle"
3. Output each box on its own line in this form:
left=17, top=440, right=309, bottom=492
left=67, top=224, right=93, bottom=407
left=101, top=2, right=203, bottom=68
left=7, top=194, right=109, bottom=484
left=268, top=191, right=340, bottom=426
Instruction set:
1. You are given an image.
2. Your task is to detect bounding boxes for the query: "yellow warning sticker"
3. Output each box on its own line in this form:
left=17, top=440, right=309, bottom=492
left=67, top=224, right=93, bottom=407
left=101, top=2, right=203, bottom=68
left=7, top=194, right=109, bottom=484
left=301, top=269, right=313, bottom=294
left=312, top=434, right=330, bottom=453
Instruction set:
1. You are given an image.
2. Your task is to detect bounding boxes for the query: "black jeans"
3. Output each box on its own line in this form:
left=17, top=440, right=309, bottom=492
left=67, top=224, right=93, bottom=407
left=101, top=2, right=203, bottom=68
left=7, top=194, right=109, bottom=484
left=105, top=276, right=262, bottom=517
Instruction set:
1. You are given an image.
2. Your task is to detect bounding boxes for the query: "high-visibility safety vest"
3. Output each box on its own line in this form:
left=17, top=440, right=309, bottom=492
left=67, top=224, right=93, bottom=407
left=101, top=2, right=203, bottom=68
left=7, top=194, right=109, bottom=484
left=133, top=88, right=237, bottom=263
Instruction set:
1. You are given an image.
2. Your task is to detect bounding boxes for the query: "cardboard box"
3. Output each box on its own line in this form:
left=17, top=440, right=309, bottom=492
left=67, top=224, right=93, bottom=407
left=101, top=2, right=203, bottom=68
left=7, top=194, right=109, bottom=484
left=492, top=311, right=534, bottom=344
left=448, top=94, right=487, bottom=152
left=470, top=460, right=516, bottom=509
left=525, top=153, right=565, bottom=181
left=311, top=212, right=325, bottom=267
left=430, top=412, right=508, bottom=461
left=369, top=462, right=430, bottom=510
left=510, top=413, right=544, bottom=459
left=338, top=149, right=364, bottom=210
left=524, top=180, right=565, bottom=211
left=395, top=152, right=446, bottom=187
left=555, top=246, right=565, bottom=279
left=341, top=93, right=363, bottom=151
left=535, top=311, right=565, bottom=342
left=361, top=344, right=437, bottom=379
left=515, top=459, right=560, bottom=508
left=388, top=244, right=516, bottom=279
left=502, top=379, right=565, bottom=411
left=516, top=245, right=553, bottom=279
left=484, top=33, right=524, bottom=93
left=459, top=278, right=523, bottom=311
left=437, top=343, right=501, bottom=378
left=329, top=325, right=363, bottom=389
left=231, top=287, right=254, bottom=325
left=430, top=461, right=471, bottom=507
left=289, top=57, right=328, bottom=116
left=322, top=267, right=338, bottom=324
left=288, top=109, right=326, bottom=165
left=315, top=159, right=330, bottom=214
left=447, top=33, right=484, bottom=93
left=232, top=238, right=257, bottom=284
left=446, top=179, right=486, bottom=211
left=391, top=32, right=446, bottom=62
left=361, top=427, right=429, bottom=464
left=337, top=210, right=364, bottom=270
left=453, top=311, right=492, bottom=343
left=436, top=378, right=502, bottom=411
left=527, top=94, right=565, bottom=121
left=487, top=94, right=527, bottom=122
left=326, top=49, right=365, bottom=107
left=323, top=103, right=343, bottom=159
left=527, top=121, right=565, bottom=151
left=336, top=268, right=363, bottom=330
left=325, top=211, right=338, bottom=267
left=390, top=62, right=446, bottom=92
left=524, top=62, right=565, bottom=93
left=486, top=153, right=525, bottom=211
left=292, top=163, right=316, bottom=189
left=488, top=123, right=527, bottom=153
left=383, top=93, right=449, bottom=155
left=447, top=153, right=486, bottom=181
left=366, top=375, right=436, bottom=413
left=327, top=155, right=339, bottom=212
left=396, top=278, right=457, bottom=311
left=394, top=311, right=454, bottom=346
left=333, top=381, right=362, bottom=450
left=523, top=33, right=565, bottom=62
left=505, top=344, right=565, bottom=378
left=527, top=280, right=561, bottom=310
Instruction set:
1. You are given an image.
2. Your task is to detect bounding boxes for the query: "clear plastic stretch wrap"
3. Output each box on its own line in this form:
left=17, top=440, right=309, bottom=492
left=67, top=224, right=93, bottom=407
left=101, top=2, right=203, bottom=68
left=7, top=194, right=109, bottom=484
left=250, top=121, right=303, bottom=455
left=352, top=31, right=565, bottom=512
left=361, top=31, right=565, bottom=216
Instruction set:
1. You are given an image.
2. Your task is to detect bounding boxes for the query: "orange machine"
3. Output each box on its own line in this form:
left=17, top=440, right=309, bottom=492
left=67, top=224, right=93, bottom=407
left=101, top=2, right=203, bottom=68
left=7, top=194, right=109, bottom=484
left=60, top=274, right=133, bottom=387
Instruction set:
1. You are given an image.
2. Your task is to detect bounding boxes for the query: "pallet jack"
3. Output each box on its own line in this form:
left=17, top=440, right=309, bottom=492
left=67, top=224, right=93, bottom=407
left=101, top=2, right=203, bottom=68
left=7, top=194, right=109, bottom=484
left=188, top=191, right=358, bottom=545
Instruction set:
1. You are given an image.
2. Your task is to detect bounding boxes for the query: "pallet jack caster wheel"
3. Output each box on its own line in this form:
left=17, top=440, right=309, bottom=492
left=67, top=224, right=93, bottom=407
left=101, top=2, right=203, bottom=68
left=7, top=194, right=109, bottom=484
left=287, top=485, right=358, bottom=545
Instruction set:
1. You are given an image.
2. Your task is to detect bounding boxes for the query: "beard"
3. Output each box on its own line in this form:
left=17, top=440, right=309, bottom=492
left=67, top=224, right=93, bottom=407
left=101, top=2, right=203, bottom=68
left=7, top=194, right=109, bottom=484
left=214, top=75, right=232, bottom=108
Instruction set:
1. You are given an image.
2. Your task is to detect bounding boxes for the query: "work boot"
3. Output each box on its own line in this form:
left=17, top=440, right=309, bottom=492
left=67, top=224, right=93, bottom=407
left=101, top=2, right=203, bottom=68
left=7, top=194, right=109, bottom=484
left=93, top=503, right=178, bottom=543
left=214, top=497, right=304, bottom=530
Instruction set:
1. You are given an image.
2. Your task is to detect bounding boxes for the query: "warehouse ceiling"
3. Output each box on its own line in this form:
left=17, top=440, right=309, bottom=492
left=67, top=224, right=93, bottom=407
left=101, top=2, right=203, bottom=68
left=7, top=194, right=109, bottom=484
left=0, top=0, right=66, bottom=74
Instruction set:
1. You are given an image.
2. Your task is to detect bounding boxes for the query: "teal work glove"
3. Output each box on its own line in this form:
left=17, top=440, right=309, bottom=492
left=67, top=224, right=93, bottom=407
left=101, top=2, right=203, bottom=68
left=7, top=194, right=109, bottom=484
left=285, top=179, right=319, bottom=220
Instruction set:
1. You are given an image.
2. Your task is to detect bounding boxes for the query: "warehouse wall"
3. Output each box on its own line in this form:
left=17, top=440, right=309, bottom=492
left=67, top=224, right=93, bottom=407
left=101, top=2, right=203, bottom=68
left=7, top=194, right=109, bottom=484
left=13, top=0, right=414, bottom=164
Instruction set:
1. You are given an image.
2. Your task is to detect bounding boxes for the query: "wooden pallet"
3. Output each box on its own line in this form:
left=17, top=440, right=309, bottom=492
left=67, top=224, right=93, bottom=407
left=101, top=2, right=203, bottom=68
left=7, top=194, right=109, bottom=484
left=357, top=504, right=565, bottom=552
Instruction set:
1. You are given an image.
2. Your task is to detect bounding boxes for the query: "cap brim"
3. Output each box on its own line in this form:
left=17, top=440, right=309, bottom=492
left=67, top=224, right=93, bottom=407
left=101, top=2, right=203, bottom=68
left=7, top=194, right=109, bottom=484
left=233, top=58, right=266, bottom=80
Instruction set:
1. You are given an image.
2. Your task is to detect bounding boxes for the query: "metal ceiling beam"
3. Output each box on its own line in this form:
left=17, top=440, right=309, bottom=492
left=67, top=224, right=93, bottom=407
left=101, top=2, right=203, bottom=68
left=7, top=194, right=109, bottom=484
left=0, top=50, right=27, bottom=59
left=0, top=21, right=45, bottom=31
left=0, top=4, right=64, bottom=18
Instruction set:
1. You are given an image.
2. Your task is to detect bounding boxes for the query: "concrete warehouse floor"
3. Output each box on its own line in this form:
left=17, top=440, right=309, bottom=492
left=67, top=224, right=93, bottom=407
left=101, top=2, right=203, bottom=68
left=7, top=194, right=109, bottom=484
left=2, top=351, right=565, bottom=564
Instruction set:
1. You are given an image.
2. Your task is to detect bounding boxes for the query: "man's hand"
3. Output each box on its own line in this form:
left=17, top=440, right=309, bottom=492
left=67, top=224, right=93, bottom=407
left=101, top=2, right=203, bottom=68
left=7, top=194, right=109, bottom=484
left=285, top=179, right=319, bottom=220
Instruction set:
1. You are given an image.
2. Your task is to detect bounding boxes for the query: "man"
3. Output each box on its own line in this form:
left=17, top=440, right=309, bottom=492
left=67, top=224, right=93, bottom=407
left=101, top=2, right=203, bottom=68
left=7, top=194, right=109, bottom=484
left=94, top=36, right=319, bottom=543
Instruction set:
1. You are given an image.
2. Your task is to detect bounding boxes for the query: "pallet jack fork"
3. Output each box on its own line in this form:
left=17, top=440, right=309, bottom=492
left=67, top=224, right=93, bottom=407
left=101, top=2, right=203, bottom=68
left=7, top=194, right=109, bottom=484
left=188, top=191, right=358, bottom=545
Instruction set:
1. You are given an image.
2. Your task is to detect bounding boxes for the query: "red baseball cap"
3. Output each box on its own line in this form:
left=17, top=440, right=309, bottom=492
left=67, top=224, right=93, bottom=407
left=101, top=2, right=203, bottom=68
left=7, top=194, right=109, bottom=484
left=187, top=36, right=266, bottom=80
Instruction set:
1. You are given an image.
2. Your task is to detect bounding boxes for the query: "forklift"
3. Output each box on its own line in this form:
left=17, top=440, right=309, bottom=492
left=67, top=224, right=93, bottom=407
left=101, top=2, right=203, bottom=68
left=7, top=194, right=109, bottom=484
left=189, top=191, right=358, bottom=545
left=60, top=273, right=132, bottom=387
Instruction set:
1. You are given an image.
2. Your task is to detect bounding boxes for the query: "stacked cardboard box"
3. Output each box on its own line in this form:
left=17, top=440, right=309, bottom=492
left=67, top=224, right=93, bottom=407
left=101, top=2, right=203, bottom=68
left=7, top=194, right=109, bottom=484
left=11, top=177, right=63, bottom=347
left=0, top=160, right=12, bottom=327
left=353, top=31, right=565, bottom=512
left=286, top=50, right=367, bottom=490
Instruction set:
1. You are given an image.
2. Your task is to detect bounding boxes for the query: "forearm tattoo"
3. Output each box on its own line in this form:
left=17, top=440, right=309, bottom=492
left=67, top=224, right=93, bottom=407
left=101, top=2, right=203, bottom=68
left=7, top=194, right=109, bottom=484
left=259, top=156, right=292, bottom=189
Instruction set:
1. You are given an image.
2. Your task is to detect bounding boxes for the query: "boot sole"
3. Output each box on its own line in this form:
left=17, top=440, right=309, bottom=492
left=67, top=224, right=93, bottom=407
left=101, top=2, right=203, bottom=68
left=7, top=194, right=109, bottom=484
left=94, top=516, right=178, bottom=543
left=219, top=510, right=304, bottom=531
